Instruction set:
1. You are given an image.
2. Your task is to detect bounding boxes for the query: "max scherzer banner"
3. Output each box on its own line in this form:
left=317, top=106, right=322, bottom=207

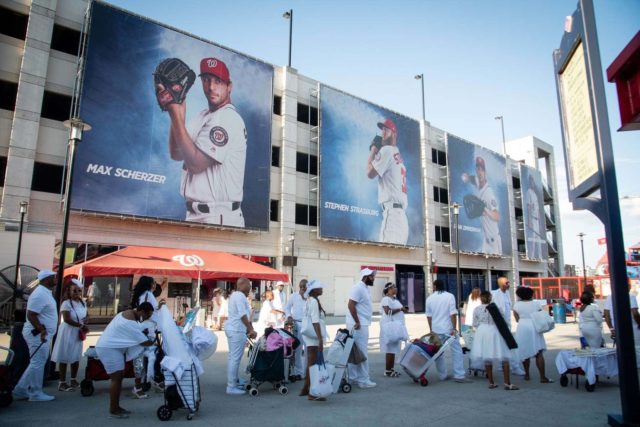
left=319, top=86, right=424, bottom=246
left=71, top=3, right=273, bottom=230
left=520, top=165, right=548, bottom=260
left=446, top=135, right=511, bottom=256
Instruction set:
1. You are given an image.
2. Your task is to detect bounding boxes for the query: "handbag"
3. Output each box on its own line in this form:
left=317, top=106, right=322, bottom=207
left=348, top=341, right=367, bottom=364
left=531, top=309, right=555, bottom=333
left=309, top=352, right=334, bottom=398
left=381, top=314, right=409, bottom=344
left=71, top=301, right=87, bottom=341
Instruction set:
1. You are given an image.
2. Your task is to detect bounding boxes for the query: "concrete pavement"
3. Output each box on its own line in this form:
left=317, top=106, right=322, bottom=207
left=0, top=314, right=629, bottom=427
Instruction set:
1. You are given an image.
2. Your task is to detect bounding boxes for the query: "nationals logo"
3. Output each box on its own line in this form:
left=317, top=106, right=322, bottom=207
left=209, top=126, right=229, bottom=147
left=172, top=254, right=205, bottom=267
left=207, top=59, right=218, bottom=68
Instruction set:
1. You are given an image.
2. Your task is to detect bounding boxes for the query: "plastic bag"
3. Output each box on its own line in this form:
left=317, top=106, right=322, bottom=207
left=190, top=326, right=218, bottom=361
left=381, top=316, right=409, bottom=344
left=309, top=353, right=333, bottom=398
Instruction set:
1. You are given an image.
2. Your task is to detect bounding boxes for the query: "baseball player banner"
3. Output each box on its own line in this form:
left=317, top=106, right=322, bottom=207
left=319, top=85, right=424, bottom=247
left=446, top=134, right=512, bottom=256
left=71, top=2, right=273, bottom=230
left=520, top=165, right=548, bottom=260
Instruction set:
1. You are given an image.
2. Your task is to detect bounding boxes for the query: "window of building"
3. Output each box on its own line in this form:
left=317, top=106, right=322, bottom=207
left=273, top=95, right=282, bottom=116
left=517, top=239, right=526, bottom=253
left=512, top=177, right=521, bottom=190
left=270, top=199, right=279, bottom=222
left=295, top=152, right=318, bottom=175
left=0, top=80, right=18, bottom=111
left=0, top=156, right=7, bottom=187
left=41, top=91, right=72, bottom=122
left=296, top=103, right=318, bottom=126
left=433, top=186, right=449, bottom=204
left=50, top=24, right=81, bottom=56
left=435, top=225, right=450, bottom=243
left=31, top=162, right=64, bottom=193
left=295, top=203, right=317, bottom=226
left=0, top=6, right=28, bottom=40
left=431, top=148, right=446, bottom=166
left=271, top=146, right=281, bottom=167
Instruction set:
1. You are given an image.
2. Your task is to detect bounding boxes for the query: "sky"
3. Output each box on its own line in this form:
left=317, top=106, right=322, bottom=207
left=104, top=0, right=640, bottom=270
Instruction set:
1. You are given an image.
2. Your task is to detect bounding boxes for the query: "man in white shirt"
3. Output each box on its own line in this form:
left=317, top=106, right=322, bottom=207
left=13, top=270, right=59, bottom=401
left=285, top=279, right=307, bottom=380
left=425, top=279, right=470, bottom=383
left=347, top=268, right=377, bottom=388
left=491, top=276, right=512, bottom=330
left=603, top=291, right=640, bottom=367
left=272, top=282, right=287, bottom=328
left=224, top=278, right=257, bottom=395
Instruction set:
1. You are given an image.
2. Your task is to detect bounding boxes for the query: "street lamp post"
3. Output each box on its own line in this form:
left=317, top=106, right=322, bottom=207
left=12, top=201, right=28, bottom=321
left=288, top=232, right=295, bottom=291
left=414, top=74, right=425, bottom=121
left=452, top=203, right=462, bottom=332
left=578, top=232, right=587, bottom=289
left=494, top=115, right=507, bottom=156
left=283, top=9, right=293, bottom=68
left=56, top=118, right=91, bottom=305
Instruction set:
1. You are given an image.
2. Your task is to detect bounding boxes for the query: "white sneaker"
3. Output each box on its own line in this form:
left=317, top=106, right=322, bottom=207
left=236, top=378, right=248, bottom=388
left=29, top=392, right=55, bottom=402
left=226, top=387, right=246, bottom=395
left=357, top=380, right=377, bottom=389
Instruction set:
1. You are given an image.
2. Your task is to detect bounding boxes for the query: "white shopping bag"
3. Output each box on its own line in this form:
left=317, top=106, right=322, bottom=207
left=309, top=353, right=334, bottom=398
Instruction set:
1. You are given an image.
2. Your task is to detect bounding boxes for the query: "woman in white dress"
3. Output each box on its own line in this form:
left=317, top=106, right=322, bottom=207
left=464, top=287, right=481, bottom=327
left=471, top=291, right=519, bottom=390
left=380, top=282, right=407, bottom=377
left=578, top=291, right=604, bottom=348
left=256, top=290, right=278, bottom=335
left=211, top=288, right=222, bottom=330
left=130, top=276, right=159, bottom=398
left=513, top=287, right=552, bottom=383
left=51, top=279, right=89, bottom=392
left=299, top=280, right=328, bottom=401
left=218, top=291, right=229, bottom=329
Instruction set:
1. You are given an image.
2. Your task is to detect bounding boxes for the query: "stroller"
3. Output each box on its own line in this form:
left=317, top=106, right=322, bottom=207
left=245, top=327, right=299, bottom=396
left=0, top=346, right=14, bottom=408
left=325, top=328, right=356, bottom=394
left=79, top=346, right=142, bottom=397
left=398, top=333, right=456, bottom=386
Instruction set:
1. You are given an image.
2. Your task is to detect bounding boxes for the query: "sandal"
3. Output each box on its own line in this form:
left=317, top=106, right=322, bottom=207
left=504, top=384, right=520, bottom=390
left=70, top=378, right=80, bottom=388
left=540, top=378, right=554, bottom=384
left=58, top=382, right=75, bottom=392
left=308, top=395, right=327, bottom=401
left=132, top=386, right=149, bottom=399
left=109, top=412, right=129, bottom=419
left=488, top=383, right=498, bottom=389
left=384, top=369, right=401, bottom=377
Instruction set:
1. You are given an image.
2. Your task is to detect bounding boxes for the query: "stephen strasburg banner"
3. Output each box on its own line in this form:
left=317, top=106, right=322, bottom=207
left=72, top=2, right=273, bottom=230
left=520, top=165, right=548, bottom=260
left=446, top=134, right=511, bottom=256
left=319, top=86, right=424, bottom=247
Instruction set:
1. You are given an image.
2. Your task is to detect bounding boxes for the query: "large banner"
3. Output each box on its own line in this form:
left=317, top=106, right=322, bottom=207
left=446, top=134, right=512, bottom=256
left=520, top=165, right=548, bottom=260
left=319, top=86, right=424, bottom=247
left=71, top=2, right=273, bottom=230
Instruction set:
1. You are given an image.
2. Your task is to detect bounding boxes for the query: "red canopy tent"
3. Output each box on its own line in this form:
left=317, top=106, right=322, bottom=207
left=64, top=245, right=288, bottom=282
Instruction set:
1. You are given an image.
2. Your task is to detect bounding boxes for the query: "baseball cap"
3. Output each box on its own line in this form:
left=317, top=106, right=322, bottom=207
left=37, top=269, right=56, bottom=281
left=359, top=268, right=376, bottom=280
left=476, top=156, right=486, bottom=170
left=377, top=118, right=397, bottom=134
left=71, top=278, right=84, bottom=289
left=199, top=57, right=230, bottom=83
left=304, top=279, right=325, bottom=298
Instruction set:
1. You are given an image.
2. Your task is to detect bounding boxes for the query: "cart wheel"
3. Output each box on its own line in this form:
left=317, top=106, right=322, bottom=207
left=249, top=387, right=259, bottom=397
left=0, top=392, right=13, bottom=408
left=341, top=383, right=352, bottom=393
left=585, top=382, right=596, bottom=392
left=245, top=383, right=252, bottom=391
left=187, top=414, right=193, bottom=421
left=560, top=375, right=568, bottom=387
left=80, top=380, right=94, bottom=397
left=420, top=378, right=429, bottom=387
left=279, top=386, right=288, bottom=395
left=157, top=405, right=172, bottom=421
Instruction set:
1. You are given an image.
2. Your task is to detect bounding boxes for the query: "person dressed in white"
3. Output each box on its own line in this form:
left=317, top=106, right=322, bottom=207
left=346, top=268, right=377, bottom=388
left=95, top=303, right=155, bottom=418
left=218, top=291, right=229, bottom=329
left=299, top=280, right=329, bottom=401
left=578, top=291, right=604, bottom=348
left=256, top=290, right=279, bottom=335
left=513, top=287, right=552, bottom=383
left=464, top=287, right=482, bottom=328
left=285, top=279, right=307, bottom=380
left=224, top=278, right=257, bottom=395
left=380, top=283, right=408, bottom=377
left=604, top=290, right=640, bottom=367
left=272, top=282, right=287, bottom=328
left=51, top=279, right=89, bottom=392
left=13, top=270, right=59, bottom=402
left=470, top=292, right=519, bottom=390
left=211, top=288, right=222, bottom=330
left=491, top=277, right=513, bottom=330
left=425, top=279, right=470, bottom=383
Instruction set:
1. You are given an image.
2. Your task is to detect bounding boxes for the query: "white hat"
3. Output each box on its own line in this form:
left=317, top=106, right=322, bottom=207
left=359, top=268, right=376, bottom=280
left=304, top=280, right=325, bottom=298
left=37, top=269, right=56, bottom=281
left=276, top=281, right=285, bottom=287
left=71, top=278, right=84, bottom=289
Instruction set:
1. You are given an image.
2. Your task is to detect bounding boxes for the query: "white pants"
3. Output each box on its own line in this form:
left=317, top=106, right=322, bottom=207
left=293, top=322, right=306, bottom=377
left=15, top=330, right=52, bottom=397
left=186, top=204, right=245, bottom=227
left=379, top=208, right=408, bottom=245
left=346, top=323, right=371, bottom=383
left=434, top=334, right=466, bottom=380
left=225, top=330, right=246, bottom=388
left=482, top=234, right=503, bottom=255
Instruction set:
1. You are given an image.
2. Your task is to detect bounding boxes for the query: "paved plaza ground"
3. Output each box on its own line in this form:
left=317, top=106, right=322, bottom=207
left=0, top=314, right=631, bottom=427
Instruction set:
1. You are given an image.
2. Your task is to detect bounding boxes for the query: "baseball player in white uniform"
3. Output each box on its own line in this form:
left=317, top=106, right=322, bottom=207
left=525, top=174, right=542, bottom=259
left=367, top=118, right=409, bottom=245
left=163, top=57, right=247, bottom=227
left=462, top=156, right=502, bottom=254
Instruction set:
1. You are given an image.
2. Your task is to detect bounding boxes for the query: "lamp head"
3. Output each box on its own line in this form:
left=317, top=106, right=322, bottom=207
left=414, top=74, right=423, bottom=80
left=283, top=10, right=291, bottom=19
left=452, top=203, right=460, bottom=215
left=19, top=201, right=28, bottom=214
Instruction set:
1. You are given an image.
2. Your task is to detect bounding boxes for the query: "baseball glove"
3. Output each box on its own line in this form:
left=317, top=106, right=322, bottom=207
left=369, top=135, right=383, bottom=152
left=153, top=58, right=196, bottom=111
left=463, top=194, right=486, bottom=219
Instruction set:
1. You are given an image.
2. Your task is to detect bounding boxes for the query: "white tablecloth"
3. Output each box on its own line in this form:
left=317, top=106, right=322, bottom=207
left=555, top=348, right=618, bottom=385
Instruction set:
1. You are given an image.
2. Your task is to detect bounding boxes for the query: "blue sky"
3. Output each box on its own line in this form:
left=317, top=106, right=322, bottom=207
left=104, top=0, right=640, bottom=269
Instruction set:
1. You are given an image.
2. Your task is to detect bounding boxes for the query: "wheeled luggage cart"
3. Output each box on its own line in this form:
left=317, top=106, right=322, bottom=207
left=398, top=333, right=455, bottom=386
left=245, top=328, right=298, bottom=396
left=80, top=346, right=142, bottom=397
left=0, top=346, right=15, bottom=408
left=157, top=363, right=200, bottom=421
left=326, top=328, right=355, bottom=394
left=461, top=326, right=485, bottom=377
